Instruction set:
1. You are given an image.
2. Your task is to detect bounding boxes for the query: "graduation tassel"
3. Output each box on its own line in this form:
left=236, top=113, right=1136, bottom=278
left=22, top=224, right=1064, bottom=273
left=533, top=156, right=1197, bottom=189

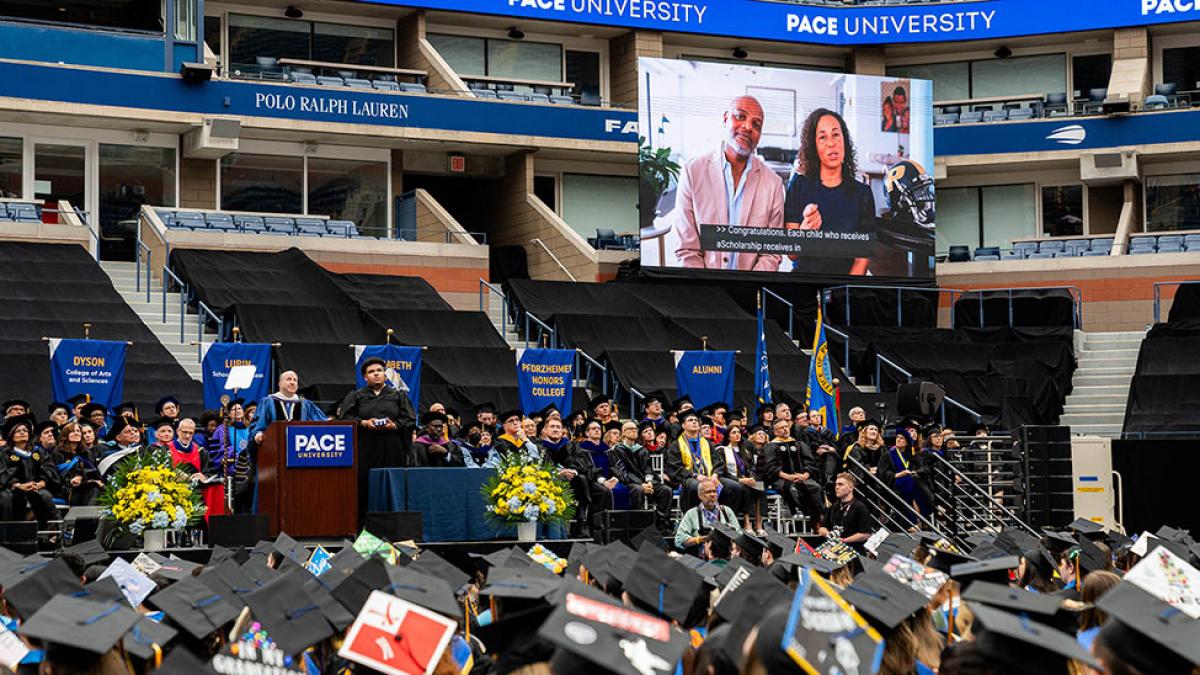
left=463, top=599, right=471, bottom=643
left=946, top=587, right=956, bottom=646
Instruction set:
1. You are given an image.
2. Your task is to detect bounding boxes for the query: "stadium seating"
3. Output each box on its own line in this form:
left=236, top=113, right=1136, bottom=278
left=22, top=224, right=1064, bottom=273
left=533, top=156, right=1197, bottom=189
left=156, top=209, right=369, bottom=238
left=0, top=202, right=42, bottom=223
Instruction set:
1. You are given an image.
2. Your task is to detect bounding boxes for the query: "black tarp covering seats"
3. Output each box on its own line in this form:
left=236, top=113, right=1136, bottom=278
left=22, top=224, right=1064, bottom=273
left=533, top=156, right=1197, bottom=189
left=0, top=242, right=202, bottom=416
left=1123, top=321, right=1200, bottom=436
left=952, top=287, right=1077, bottom=328
left=168, top=248, right=525, bottom=411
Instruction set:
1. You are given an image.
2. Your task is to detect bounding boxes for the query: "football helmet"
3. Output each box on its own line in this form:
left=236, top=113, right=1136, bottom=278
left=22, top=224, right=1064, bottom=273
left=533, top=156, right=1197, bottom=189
left=886, top=160, right=935, bottom=228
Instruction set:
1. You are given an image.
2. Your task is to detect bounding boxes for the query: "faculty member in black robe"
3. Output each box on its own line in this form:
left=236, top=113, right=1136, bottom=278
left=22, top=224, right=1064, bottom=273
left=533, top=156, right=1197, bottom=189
left=337, top=357, right=416, bottom=521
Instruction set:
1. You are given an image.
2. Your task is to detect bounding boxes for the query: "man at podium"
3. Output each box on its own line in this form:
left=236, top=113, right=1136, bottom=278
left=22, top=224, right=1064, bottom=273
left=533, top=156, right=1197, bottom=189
left=251, top=370, right=327, bottom=445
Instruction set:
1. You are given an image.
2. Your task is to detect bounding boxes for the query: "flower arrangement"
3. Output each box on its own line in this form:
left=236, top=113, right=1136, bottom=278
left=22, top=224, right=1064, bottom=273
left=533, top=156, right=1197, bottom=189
left=481, top=455, right=575, bottom=527
left=99, top=448, right=205, bottom=536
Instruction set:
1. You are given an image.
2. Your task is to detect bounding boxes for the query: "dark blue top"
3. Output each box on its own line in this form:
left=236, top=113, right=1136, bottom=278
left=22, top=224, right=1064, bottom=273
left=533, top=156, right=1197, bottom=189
left=784, top=174, right=877, bottom=234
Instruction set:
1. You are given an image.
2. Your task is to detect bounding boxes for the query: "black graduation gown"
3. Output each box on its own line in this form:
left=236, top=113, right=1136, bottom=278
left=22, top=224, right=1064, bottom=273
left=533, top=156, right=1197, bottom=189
left=58, top=447, right=103, bottom=505
left=2, top=447, right=61, bottom=494
left=337, top=384, right=416, bottom=518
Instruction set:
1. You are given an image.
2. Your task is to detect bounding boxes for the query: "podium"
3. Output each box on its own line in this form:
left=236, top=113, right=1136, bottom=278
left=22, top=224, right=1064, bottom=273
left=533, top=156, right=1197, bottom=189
left=258, top=421, right=358, bottom=537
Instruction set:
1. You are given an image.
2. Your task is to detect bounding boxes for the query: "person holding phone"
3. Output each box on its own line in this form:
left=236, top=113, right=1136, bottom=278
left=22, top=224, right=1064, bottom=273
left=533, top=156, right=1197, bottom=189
left=674, top=476, right=740, bottom=552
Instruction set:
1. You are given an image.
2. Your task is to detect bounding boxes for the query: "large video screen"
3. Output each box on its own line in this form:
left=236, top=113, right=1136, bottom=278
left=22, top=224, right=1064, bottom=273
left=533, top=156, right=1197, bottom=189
left=638, top=58, right=935, bottom=279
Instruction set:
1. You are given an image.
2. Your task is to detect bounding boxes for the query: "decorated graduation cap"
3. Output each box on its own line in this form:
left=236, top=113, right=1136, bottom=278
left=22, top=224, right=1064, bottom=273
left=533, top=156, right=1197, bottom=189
left=781, top=569, right=884, bottom=673
left=20, top=595, right=141, bottom=662
left=0, top=556, right=84, bottom=619
left=1096, top=580, right=1200, bottom=673
left=538, top=583, right=690, bottom=675
left=147, top=575, right=240, bottom=641
left=967, top=601, right=1100, bottom=675
left=842, top=572, right=929, bottom=632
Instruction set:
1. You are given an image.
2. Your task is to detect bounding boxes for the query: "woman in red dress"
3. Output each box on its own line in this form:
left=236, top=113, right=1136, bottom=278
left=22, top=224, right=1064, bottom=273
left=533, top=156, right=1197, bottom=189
left=149, top=417, right=227, bottom=520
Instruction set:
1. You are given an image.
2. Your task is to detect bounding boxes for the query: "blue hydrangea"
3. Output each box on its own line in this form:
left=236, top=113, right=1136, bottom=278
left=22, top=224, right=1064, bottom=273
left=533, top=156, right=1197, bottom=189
left=523, top=504, right=541, bottom=522
left=129, top=519, right=146, bottom=535
left=542, top=500, right=556, bottom=515
left=151, top=511, right=170, bottom=529
left=522, top=481, right=537, bottom=495
left=145, top=490, right=162, bottom=503
left=507, top=496, right=523, bottom=511
left=171, top=505, right=188, bottom=528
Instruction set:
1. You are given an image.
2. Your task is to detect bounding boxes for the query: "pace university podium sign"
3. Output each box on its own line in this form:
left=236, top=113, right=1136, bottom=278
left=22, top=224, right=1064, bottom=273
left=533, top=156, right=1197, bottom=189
left=286, top=425, right=354, bottom=468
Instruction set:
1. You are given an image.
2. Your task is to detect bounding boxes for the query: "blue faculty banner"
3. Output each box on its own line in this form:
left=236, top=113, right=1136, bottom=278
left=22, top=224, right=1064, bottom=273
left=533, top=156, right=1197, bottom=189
left=354, top=345, right=422, bottom=411
left=516, top=348, right=575, bottom=415
left=286, top=424, right=355, bottom=468
left=48, top=338, right=126, bottom=410
left=674, top=350, right=735, bottom=411
left=201, top=343, right=271, bottom=410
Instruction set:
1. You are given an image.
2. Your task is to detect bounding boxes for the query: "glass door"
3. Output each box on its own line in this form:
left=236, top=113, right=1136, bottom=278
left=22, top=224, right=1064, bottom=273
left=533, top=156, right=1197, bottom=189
left=34, top=142, right=87, bottom=224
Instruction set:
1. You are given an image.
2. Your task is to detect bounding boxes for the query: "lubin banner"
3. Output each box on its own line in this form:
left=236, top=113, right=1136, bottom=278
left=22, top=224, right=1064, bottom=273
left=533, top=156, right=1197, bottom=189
left=516, top=348, right=576, bottom=415
left=354, top=345, right=423, bottom=412
left=48, top=338, right=127, bottom=409
left=674, top=350, right=735, bottom=411
left=201, top=342, right=272, bottom=410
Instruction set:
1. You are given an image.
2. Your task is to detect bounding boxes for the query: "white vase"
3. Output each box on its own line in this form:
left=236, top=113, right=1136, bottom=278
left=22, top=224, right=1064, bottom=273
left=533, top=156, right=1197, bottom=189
left=142, top=529, right=168, bottom=551
left=516, top=522, right=538, bottom=543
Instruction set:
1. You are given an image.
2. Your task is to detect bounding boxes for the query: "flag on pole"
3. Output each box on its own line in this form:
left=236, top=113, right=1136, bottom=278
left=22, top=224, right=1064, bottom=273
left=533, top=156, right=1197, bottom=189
left=805, top=304, right=839, bottom=432
left=755, top=300, right=772, bottom=411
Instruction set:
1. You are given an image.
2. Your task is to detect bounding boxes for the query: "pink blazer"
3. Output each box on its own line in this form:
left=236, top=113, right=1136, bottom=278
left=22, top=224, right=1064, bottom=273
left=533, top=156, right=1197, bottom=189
left=671, top=148, right=785, bottom=271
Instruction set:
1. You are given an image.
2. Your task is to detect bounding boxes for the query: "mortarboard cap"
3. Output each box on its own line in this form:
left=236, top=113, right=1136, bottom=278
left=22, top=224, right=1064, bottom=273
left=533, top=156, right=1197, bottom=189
left=1077, top=537, right=1109, bottom=576
left=327, top=556, right=389, bottom=616
left=623, top=542, right=707, bottom=626
left=150, top=557, right=201, bottom=582
left=993, top=528, right=1039, bottom=556
left=630, top=525, right=670, bottom=553
left=158, top=648, right=217, bottom=674
left=113, top=402, right=139, bottom=418
left=381, top=565, right=461, bottom=619
left=679, top=409, right=701, bottom=424
left=1155, top=525, right=1195, bottom=545
left=67, top=393, right=89, bottom=407
left=295, top=568, right=356, bottom=632
left=20, top=595, right=140, bottom=657
left=875, top=532, right=917, bottom=560
left=777, top=570, right=884, bottom=674
left=969, top=601, right=1099, bottom=675
left=734, top=531, right=767, bottom=563
left=714, top=558, right=755, bottom=589
left=1106, top=530, right=1133, bottom=552
left=1, top=398, right=30, bottom=414
left=1096, top=580, right=1200, bottom=673
left=1042, top=529, right=1079, bottom=555
left=419, top=410, right=448, bottom=426
left=842, top=572, right=929, bottom=631
left=243, top=571, right=335, bottom=657
left=103, top=415, right=135, bottom=442
left=960, top=581, right=1078, bottom=633
left=76, top=577, right=128, bottom=606
left=207, top=545, right=242, bottom=567
left=147, top=575, right=240, bottom=641
left=588, top=393, right=611, bottom=410
left=473, top=401, right=496, bottom=415
left=539, top=584, right=690, bottom=675
left=927, top=546, right=975, bottom=573
left=762, top=530, right=794, bottom=559
left=123, top=614, right=179, bottom=661
left=498, top=409, right=523, bottom=424
left=950, top=555, right=1020, bottom=587
left=407, top=550, right=470, bottom=592
left=148, top=416, right=175, bottom=431
left=0, top=556, right=84, bottom=619
left=1, top=414, right=35, bottom=440
left=155, top=396, right=180, bottom=413
left=271, top=531, right=309, bottom=567
left=603, top=420, right=622, bottom=433
left=1068, top=517, right=1106, bottom=539
left=80, top=402, right=107, bottom=419
left=671, top=395, right=693, bottom=411
left=778, top=551, right=846, bottom=576
left=713, top=568, right=789, bottom=624
left=64, top=538, right=110, bottom=567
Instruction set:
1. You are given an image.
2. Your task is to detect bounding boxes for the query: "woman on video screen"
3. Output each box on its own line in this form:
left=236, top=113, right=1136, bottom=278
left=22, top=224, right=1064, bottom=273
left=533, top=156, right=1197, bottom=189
left=785, top=108, right=876, bottom=276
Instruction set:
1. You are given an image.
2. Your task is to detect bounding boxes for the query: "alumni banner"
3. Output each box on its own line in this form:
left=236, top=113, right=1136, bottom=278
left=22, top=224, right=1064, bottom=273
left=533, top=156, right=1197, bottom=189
left=673, top=350, right=735, bottom=411
left=515, top=348, right=575, bottom=416
left=48, top=338, right=127, bottom=410
left=353, top=345, right=422, bottom=411
left=201, top=342, right=272, bottom=410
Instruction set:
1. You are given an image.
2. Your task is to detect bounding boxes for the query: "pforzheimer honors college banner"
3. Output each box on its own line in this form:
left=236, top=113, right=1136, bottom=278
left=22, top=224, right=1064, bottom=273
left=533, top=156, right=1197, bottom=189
left=353, top=344, right=422, bottom=411
left=515, top=348, right=575, bottom=415
left=48, top=338, right=127, bottom=409
left=673, top=350, right=735, bottom=411
left=201, top=342, right=271, bottom=410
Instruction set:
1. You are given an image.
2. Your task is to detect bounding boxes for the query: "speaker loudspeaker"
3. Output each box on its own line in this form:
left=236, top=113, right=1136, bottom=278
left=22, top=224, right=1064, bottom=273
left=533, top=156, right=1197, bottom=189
left=364, top=512, right=424, bottom=542
left=208, top=515, right=270, bottom=547
left=896, top=381, right=946, bottom=418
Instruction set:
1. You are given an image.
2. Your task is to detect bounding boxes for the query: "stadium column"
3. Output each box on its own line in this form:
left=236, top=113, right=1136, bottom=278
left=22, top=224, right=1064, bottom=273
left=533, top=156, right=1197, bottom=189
left=609, top=30, right=664, bottom=109
left=847, top=47, right=886, bottom=76
left=1109, top=27, right=1150, bottom=106
left=396, top=9, right=471, bottom=95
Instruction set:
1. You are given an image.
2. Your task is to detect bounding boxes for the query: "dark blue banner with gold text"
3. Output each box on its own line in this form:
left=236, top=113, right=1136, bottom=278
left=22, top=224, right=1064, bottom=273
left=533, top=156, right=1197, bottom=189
left=201, top=343, right=272, bottom=410
left=516, top=348, right=575, bottom=416
left=674, top=350, right=735, bottom=411
left=48, top=338, right=126, bottom=410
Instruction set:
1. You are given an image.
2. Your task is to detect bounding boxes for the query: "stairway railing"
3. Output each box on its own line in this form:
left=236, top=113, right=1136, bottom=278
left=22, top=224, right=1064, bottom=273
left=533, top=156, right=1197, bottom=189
left=925, top=449, right=1038, bottom=539
left=844, top=455, right=965, bottom=550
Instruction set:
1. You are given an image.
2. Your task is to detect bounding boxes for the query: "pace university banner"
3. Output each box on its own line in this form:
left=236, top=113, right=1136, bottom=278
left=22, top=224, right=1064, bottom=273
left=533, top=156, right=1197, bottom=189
left=353, top=345, right=422, bottom=411
left=201, top=343, right=272, bottom=410
left=515, top=348, right=575, bottom=415
left=48, top=338, right=127, bottom=409
left=674, top=350, right=735, bottom=411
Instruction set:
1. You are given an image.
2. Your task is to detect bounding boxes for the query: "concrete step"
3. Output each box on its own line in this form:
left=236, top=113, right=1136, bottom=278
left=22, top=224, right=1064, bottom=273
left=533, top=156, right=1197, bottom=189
left=1077, top=349, right=1139, bottom=361
left=1073, top=373, right=1135, bottom=387
left=1060, top=412, right=1124, bottom=426
left=1065, top=393, right=1128, bottom=406
left=1074, top=364, right=1137, bottom=374
left=1085, top=339, right=1145, bottom=352
left=1084, top=331, right=1146, bottom=342
left=1062, top=402, right=1126, bottom=414
left=1063, top=423, right=1123, bottom=437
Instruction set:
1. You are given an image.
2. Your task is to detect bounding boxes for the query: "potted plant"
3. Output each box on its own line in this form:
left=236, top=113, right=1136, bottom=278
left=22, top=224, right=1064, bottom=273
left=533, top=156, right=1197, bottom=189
left=481, top=456, right=575, bottom=542
left=99, top=448, right=205, bottom=550
left=639, top=136, right=681, bottom=230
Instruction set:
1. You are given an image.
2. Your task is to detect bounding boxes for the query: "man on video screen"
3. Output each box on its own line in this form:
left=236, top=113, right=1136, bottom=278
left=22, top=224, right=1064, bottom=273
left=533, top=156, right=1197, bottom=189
left=672, top=95, right=785, bottom=271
